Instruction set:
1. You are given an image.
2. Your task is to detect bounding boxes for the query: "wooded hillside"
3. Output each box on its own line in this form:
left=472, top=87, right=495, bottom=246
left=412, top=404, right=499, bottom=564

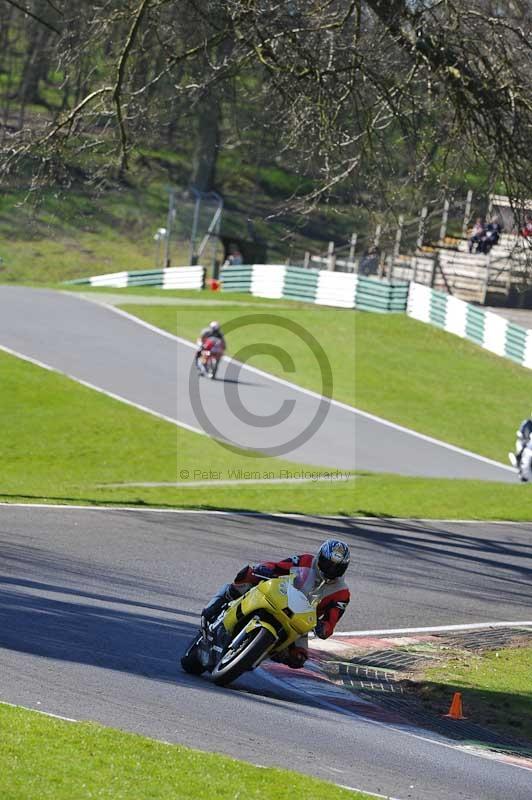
left=1, top=2, right=531, bottom=226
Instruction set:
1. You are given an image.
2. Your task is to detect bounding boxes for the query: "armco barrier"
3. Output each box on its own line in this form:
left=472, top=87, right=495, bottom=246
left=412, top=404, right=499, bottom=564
left=251, top=264, right=286, bottom=298
left=407, top=282, right=532, bottom=370
left=284, top=266, right=320, bottom=302
left=66, top=266, right=205, bottom=290
left=221, top=264, right=409, bottom=312
left=316, top=271, right=357, bottom=308
left=219, top=265, right=253, bottom=292
left=355, top=276, right=409, bottom=312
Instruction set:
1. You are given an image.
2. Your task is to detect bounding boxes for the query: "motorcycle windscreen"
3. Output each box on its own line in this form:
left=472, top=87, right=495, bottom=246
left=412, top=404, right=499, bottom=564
left=290, top=566, right=316, bottom=595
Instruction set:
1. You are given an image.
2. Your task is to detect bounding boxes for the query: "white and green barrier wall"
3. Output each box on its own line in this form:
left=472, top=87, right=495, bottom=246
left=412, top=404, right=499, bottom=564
left=222, top=264, right=532, bottom=371
left=65, top=262, right=531, bottom=372
left=407, top=282, right=532, bottom=369
left=220, top=264, right=409, bottom=312
left=67, top=266, right=205, bottom=290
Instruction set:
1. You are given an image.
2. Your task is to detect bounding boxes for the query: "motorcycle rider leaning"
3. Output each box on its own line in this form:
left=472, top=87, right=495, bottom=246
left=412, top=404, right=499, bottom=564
left=511, top=416, right=532, bottom=480
left=201, top=539, right=350, bottom=669
left=194, top=321, right=225, bottom=369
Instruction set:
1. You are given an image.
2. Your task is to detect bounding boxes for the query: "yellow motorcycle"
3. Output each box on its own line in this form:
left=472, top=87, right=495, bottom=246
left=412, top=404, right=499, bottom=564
left=181, top=567, right=322, bottom=686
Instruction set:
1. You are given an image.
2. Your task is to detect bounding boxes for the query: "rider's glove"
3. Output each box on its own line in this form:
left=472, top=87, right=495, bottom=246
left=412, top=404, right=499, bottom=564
left=252, top=564, right=275, bottom=580
left=314, top=620, right=329, bottom=639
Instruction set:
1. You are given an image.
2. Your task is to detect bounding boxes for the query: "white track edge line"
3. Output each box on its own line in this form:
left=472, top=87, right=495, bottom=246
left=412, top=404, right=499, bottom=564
left=1, top=699, right=77, bottom=722
left=334, top=621, right=532, bottom=637
left=1, top=503, right=532, bottom=526
left=83, top=296, right=513, bottom=474
left=0, top=343, right=206, bottom=437
left=0, top=503, right=318, bottom=515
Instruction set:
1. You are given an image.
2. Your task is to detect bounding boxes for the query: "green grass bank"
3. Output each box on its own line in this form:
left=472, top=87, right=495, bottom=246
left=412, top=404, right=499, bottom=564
left=0, top=703, right=372, bottom=800
left=0, top=348, right=333, bottom=508
left=170, top=473, right=532, bottom=520
left=0, top=171, right=360, bottom=286
left=420, top=646, right=532, bottom=745
left=120, top=295, right=532, bottom=465
left=2, top=343, right=531, bottom=517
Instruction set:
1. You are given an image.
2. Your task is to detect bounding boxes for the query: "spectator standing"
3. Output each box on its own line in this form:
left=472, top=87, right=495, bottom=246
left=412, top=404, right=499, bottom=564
left=468, top=217, right=485, bottom=253
left=521, top=214, right=532, bottom=238
left=478, top=215, right=502, bottom=254
left=359, top=245, right=380, bottom=275
left=229, top=249, right=243, bottom=265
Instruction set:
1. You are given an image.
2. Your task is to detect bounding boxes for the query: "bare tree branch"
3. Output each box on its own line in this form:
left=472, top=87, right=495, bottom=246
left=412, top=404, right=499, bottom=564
left=2, top=0, right=61, bottom=34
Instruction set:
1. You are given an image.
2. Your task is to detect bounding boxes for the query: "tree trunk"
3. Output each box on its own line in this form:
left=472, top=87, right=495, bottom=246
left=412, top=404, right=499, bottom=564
left=18, top=24, right=50, bottom=105
left=190, top=88, right=221, bottom=192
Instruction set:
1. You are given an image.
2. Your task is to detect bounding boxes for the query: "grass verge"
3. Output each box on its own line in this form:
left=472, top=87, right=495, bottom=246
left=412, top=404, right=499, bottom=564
left=161, top=473, right=532, bottom=520
left=0, top=173, right=359, bottom=286
left=63, top=286, right=282, bottom=302
left=0, top=183, right=178, bottom=284
left=0, top=703, right=373, bottom=800
left=122, top=300, right=356, bottom=402
left=3, top=342, right=531, bottom=518
left=354, top=312, right=532, bottom=464
left=0, top=349, right=332, bottom=507
left=419, top=646, right=532, bottom=745
left=120, top=299, right=532, bottom=465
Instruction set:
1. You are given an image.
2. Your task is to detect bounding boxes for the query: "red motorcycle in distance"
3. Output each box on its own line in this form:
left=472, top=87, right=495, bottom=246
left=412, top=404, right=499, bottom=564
left=196, top=336, right=225, bottom=379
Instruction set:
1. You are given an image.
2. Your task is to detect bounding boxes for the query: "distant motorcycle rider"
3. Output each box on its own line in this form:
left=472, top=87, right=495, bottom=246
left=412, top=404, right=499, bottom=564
left=509, top=417, right=532, bottom=481
left=201, top=539, right=351, bottom=669
left=194, top=321, right=225, bottom=370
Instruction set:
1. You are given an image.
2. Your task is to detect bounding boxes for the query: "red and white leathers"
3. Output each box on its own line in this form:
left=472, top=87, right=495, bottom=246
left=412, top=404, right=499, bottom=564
left=231, top=553, right=350, bottom=668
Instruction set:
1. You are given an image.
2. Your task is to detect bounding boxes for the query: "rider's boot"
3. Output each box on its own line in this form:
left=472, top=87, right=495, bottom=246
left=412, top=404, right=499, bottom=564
left=519, top=447, right=532, bottom=483
left=201, top=583, right=240, bottom=634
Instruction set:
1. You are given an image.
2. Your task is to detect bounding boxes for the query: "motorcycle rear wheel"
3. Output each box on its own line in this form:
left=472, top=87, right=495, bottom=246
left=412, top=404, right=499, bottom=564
left=212, top=627, right=276, bottom=686
left=206, top=357, right=218, bottom=379
left=180, top=633, right=206, bottom=675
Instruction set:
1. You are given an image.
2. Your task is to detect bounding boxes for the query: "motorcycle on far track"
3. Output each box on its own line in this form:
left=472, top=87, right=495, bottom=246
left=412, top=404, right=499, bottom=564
left=196, top=336, right=225, bottom=380
left=508, top=418, right=532, bottom=482
left=180, top=567, right=322, bottom=687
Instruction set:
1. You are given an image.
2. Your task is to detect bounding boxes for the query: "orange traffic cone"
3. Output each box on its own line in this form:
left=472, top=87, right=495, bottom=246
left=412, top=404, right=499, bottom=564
left=444, top=692, right=467, bottom=720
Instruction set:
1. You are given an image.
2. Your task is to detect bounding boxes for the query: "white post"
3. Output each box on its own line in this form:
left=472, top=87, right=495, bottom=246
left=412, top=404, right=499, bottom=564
left=373, top=224, right=382, bottom=250
left=487, top=193, right=494, bottom=221
left=348, top=232, right=357, bottom=269
left=416, top=206, right=428, bottom=252
left=439, top=198, right=450, bottom=244
left=462, top=189, right=473, bottom=239
left=189, top=194, right=201, bottom=266
left=327, top=241, right=336, bottom=272
left=482, top=252, right=492, bottom=304
left=393, top=215, right=404, bottom=259
left=164, top=190, right=176, bottom=268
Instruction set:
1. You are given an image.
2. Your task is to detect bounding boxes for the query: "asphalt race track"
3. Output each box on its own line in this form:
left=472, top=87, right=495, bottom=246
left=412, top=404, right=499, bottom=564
left=0, top=285, right=528, bottom=798
left=0, top=286, right=515, bottom=480
left=1, top=506, right=531, bottom=800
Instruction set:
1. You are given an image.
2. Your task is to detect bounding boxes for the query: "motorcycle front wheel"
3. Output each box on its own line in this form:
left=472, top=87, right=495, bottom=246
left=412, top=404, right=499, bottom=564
left=211, top=627, right=276, bottom=687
